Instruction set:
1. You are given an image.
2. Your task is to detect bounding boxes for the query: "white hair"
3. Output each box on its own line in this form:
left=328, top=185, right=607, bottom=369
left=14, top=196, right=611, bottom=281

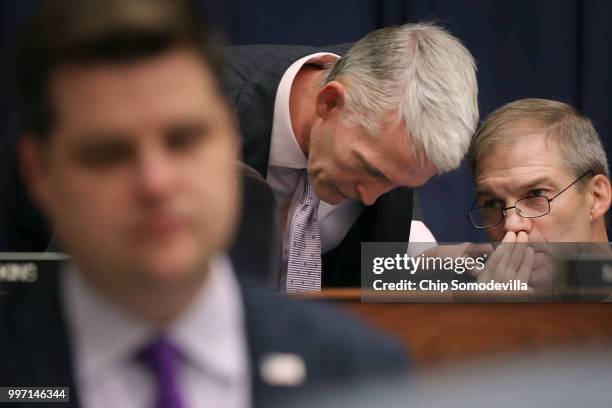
left=325, top=23, right=479, bottom=173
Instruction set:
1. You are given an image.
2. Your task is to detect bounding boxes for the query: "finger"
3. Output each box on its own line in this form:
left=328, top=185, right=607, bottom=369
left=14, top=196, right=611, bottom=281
left=478, top=246, right=504, bottom=282
left=502, top=231, right=518, bottom=243
left=504, top=236, right=528, bottom=282
left=508, top=231, right=529, bottom=281
left=480, top=245, right=512, bottom=283
left=516, top=231, right=528, bottom=243
left=497, top=231, right=518, bottom=281
left=477, top=265, right=490, bottom=282
left=483, top=232, right=516, bottom=282
left=485, top=233, right=515, bottom=270
left=490, top=247, right=513, bottom=282
left=516, top=246, right=534, bottom=285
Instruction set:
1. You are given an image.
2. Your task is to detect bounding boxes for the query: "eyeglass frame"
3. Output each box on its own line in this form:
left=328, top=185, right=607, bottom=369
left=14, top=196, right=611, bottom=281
left=467, top=170, right=595, bottom=229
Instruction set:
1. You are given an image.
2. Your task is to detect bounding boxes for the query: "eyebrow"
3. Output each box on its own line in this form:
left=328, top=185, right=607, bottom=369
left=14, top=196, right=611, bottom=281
left=518, top=176, right=556, bottom=191
left=70, top=131, right=131, bottom=150
left=475, top=176, right=556, bottom=198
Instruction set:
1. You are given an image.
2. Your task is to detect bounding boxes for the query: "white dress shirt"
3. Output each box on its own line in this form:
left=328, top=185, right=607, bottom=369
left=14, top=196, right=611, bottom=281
left=61, top=255, right=251, bottom=408
left=266, top=52, right=436, bottom=283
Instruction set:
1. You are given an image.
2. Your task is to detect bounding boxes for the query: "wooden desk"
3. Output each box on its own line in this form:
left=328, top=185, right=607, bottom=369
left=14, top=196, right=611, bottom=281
left=299, top=289, right=612, bottom=368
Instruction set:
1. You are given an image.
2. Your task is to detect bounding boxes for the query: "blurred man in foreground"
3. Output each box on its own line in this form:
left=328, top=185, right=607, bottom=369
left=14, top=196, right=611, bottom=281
left=467, top=98, right=611, bottom=288
left=0, top=1, right=407, bottom=406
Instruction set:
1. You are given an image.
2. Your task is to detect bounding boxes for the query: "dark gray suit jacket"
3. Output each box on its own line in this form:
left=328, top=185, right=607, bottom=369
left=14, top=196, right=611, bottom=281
left=223, top=44, right=414, bottom=287
left=0, top=263, right=409, bottom=407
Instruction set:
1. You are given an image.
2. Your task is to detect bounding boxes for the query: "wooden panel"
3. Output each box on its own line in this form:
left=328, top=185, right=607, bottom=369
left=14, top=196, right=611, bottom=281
left=299, top=290, right=612, bottom=368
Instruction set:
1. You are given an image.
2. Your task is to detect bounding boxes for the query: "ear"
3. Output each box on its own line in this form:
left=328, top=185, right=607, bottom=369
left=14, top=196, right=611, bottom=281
left=588, top=174, right=611, bottom=222
left=18, top=135, right=53, bottom=215
left=315, top=81, right=345, bottom=120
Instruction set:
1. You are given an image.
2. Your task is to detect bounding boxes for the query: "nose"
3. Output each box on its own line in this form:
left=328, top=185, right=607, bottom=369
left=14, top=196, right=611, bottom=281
left=502, top=207, right=532, bottom=235
left=356, top=182, right=391, bottom=206
left=135, top=144, right=175, bottom=201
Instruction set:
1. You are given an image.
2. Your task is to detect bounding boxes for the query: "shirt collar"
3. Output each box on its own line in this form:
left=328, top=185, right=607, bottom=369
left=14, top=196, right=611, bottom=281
left=169, top=256, right=248, bottom=385
left=268, top=52, right=340, bottom=169
left=61, top=254, right=249, bottom=386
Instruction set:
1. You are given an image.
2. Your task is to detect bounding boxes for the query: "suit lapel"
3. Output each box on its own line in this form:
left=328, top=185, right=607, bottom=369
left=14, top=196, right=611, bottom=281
left=240, top=285, right=315, bottom=407
left=242, top=286, right=289, bottom=407
left=5, top=262, right=80, bottom=406
left=233, top=73, right=279, bottom=177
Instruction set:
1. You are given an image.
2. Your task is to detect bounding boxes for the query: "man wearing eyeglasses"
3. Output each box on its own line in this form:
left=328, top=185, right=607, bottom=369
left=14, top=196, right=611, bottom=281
left=467, top=98, right=611, bottom=288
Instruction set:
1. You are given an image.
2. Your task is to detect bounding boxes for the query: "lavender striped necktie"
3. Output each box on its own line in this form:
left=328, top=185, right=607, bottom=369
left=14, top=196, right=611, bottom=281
left=286, top=170, right=322, bottom=292
left=137, top=337, right=184, bottom=408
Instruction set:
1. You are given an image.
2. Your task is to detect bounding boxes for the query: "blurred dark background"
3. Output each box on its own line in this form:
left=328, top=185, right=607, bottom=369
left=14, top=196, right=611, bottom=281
left=1, top=0, right=611, bottom=245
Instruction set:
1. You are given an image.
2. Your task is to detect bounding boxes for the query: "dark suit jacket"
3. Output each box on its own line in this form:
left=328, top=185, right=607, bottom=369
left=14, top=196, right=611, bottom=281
left=223, top=44, right=414, bottom=287
left=0, top=115, right=52, bottom=251
left=0, top=45, right=414, bottom=287
left=0, top=262, right=408, bottom=407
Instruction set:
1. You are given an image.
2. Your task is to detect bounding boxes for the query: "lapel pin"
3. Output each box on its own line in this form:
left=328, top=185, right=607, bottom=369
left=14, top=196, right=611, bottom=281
left=259, top=352, right=307, bottom=386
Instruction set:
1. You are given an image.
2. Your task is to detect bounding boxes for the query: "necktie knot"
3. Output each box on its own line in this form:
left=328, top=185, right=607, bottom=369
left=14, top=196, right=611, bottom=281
left=138, top=336, right=181, bottom=369
left=137, top=336, right=184, bottom=408
left=299, top=170, right=319, bottom=207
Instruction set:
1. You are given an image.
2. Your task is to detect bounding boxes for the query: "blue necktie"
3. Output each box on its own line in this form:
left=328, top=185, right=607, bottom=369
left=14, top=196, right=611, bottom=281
left=286, top=170, right=322, bottom=292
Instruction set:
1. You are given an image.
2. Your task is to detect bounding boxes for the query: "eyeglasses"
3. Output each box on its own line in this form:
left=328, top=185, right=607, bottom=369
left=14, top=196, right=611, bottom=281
left=468, top=170, right=594, bottom=229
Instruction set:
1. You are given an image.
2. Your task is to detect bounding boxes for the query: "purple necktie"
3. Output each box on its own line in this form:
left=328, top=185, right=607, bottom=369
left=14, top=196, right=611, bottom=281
left=286, top=170, right=322, bottom=292
left=137, top=337, right=184, bottom=408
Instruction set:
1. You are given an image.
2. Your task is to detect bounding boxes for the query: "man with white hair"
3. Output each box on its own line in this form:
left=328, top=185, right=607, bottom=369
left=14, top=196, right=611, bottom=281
left=226, top=23, right=479, bottom=289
